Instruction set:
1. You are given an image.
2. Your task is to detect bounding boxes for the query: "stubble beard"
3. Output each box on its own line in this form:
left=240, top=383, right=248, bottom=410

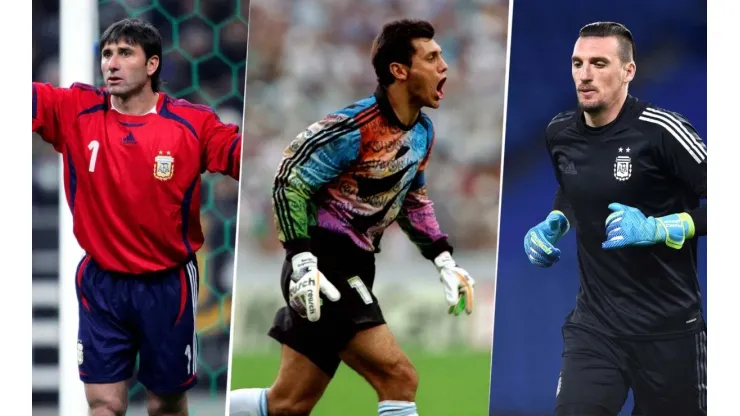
left=109, top=80, right=148, bottom=100
left=578, top=98, right=607, bottom=115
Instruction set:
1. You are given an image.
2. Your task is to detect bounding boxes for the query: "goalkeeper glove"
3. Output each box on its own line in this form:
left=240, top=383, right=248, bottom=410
left=602, top=203, right=695, bottom=250
left=288, top=252, right=341, bottom=322
left=523, top=210, right=570, bottom=267
left=434, top=251, right=475, bottom=316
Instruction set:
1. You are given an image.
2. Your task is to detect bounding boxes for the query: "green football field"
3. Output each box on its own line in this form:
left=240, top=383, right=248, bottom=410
left=230, top=349, right=492, bottom=415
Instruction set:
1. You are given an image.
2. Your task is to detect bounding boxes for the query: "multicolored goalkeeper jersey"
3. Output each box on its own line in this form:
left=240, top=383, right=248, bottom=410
left=272, top=86, right=453, bottom=259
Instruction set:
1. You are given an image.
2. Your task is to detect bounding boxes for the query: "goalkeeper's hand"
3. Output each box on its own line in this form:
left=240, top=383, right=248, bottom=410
left=288, top=252, right=341, bottom=322
left=523, top=210, right=570, bottom=267
left=434, top=251, right=475, bottom=316
left=602, top=203, right=695, bottom=250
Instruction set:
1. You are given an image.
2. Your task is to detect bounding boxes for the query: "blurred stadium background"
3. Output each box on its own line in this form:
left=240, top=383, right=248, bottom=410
left=489, top=1, right=707, bottom=415
left=230, top=0, right=508, bottom=415
left=32, top=0, right=248, bottom=414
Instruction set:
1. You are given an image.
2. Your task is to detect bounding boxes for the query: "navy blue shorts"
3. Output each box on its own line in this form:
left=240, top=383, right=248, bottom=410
left=75, top=254, right=200, bottom=395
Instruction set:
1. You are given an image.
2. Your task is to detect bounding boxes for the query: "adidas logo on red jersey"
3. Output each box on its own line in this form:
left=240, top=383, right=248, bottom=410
left=122, top=132, right=137, bottom=145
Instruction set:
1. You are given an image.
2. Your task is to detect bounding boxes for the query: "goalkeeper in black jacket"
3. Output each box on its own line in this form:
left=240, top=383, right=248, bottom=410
left=523, top=22, right=707, bottom=416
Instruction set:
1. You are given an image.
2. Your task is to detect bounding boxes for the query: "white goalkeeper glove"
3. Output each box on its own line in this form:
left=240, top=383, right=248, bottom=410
left=434, top=251, right=475, bottom=316
left=288, top=252, right=341, bottom=322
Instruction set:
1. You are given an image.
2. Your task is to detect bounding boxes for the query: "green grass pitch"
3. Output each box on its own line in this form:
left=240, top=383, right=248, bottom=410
left=230, top=349, right=492, bottom=415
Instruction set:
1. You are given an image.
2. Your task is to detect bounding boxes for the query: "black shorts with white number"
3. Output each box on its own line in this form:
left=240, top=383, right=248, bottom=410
left=268, top=227, right=386, bottom=377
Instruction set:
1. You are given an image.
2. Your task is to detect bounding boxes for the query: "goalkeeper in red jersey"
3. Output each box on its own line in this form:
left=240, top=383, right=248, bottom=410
left=32, top=18, right=241, bottom=415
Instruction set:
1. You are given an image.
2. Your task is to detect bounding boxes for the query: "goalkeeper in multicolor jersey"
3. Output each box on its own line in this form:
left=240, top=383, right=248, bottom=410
left=229, top=19, right=474, bottom=416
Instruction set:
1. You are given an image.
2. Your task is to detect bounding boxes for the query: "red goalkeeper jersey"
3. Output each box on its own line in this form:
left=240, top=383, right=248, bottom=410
left=32, top=82, right=242, bottom=274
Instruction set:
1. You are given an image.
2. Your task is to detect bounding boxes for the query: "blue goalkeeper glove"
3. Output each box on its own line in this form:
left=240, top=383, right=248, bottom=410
left=602, top=203, right=695, bottom=250
left=523, top=210, right=570, bottom=267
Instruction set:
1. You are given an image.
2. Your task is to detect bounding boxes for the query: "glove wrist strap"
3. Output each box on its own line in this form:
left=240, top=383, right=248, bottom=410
left=434, top=251, right=455, bottom=269
left=656, top=213, right=695, bottom=249
left=291, top=251, right=317, bottom=271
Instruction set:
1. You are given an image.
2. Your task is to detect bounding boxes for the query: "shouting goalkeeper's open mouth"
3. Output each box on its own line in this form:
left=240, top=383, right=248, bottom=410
left=435, top=76, right=447, bottom=101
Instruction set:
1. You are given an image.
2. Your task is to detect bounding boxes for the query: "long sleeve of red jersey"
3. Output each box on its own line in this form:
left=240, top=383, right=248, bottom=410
left=200, top=111, right=242, bottom=180
left=32, top=82, right=74, bottom=152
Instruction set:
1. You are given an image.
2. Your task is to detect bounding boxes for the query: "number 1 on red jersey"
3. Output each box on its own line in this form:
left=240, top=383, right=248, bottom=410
left=88, top=140, right=100, bottom=172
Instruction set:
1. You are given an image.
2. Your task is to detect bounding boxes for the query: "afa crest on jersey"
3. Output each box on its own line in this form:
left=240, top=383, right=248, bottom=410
left=154, top=151, right=175, bottom=181
left=613, top=147, right=632, bottom=181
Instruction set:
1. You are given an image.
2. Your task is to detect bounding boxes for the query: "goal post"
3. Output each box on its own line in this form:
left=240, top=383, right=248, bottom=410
left=58, top=0, right=98, bottom=414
